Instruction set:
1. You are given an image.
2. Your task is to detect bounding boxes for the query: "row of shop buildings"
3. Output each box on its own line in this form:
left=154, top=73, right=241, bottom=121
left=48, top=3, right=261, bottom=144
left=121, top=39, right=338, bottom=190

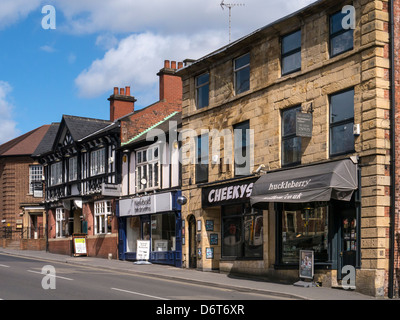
left=3, top=0, right=400, bottom=298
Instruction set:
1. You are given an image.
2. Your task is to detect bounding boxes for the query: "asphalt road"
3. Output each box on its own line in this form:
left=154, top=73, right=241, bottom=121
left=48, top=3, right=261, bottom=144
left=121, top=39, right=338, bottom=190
left=0, top=253, right=284, bottom=301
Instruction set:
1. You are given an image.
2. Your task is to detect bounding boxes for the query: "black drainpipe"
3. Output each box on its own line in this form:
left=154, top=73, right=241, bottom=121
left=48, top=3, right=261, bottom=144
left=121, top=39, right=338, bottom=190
left=389, top=0, right=396, bottom=299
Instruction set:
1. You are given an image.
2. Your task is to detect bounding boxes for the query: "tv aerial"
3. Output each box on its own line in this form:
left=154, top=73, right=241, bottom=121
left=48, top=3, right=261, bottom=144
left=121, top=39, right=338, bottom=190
left=220, top=0, right=245, bottom=43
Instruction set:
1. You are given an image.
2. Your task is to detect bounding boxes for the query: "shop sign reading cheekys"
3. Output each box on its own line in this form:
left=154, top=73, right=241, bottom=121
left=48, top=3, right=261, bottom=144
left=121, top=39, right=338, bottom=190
left=202, top=178, right=257, bottom=208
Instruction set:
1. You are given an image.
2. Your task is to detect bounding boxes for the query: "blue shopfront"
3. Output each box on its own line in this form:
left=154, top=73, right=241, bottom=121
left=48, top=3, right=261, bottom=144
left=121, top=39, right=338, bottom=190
left=118, top=191, right=182, bottom=267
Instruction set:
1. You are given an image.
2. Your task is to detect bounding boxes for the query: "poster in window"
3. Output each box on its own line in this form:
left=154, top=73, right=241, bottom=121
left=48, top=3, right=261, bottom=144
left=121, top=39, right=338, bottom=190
left=205, top=220, right=214, bottom=231
left=206, top=247, right=214, bottom=259
left=210, top=233, right=218, bottom=245
left=299, top=250, right=314, bottom=280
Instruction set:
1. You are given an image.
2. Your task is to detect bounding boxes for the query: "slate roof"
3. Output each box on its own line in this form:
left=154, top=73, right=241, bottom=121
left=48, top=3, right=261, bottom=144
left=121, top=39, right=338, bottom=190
left=62, top=115, right=112, bottom=142
left=0, top=125, right=51, bottom=157
left=32, top=122, right=60, bottom=157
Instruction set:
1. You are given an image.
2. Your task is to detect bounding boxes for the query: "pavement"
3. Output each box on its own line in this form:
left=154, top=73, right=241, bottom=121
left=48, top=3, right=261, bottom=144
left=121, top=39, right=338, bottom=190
left=0, top=247, right=380, bottom=300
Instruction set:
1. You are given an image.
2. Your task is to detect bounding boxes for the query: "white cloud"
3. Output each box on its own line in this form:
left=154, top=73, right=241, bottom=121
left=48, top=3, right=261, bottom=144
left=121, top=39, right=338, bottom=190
left=40, top=45, right=56, bottom=53
left=0, top=0, right=42, bottom=29
left=73, top=0, right=318, bottom=103
left=75, top=31, right=226, bottom=103
left=0, top=82, right=20, bottom=144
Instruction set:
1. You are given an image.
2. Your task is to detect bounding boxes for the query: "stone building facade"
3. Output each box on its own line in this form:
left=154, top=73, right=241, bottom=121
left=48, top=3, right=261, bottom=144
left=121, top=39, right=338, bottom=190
left=177, top=0, right=394, bottom=297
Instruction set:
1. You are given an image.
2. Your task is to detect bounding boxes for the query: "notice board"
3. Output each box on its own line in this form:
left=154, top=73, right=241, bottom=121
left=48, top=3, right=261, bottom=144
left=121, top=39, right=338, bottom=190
left=73, top=234, right=88, bottom=257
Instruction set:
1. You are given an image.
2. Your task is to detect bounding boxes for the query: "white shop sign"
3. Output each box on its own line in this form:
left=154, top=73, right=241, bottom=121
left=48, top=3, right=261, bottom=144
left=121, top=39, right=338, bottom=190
left=119, top=193, right=172, bottom=217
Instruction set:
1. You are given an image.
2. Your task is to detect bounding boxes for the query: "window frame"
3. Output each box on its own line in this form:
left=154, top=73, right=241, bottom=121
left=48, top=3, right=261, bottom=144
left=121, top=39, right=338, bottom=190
left=233, top=120, right=251, bottom=176
left=195, top=72, right=210, bottom=109
left=29, top=165, right=43, bottom=195
left=136, top=145, right=160, bottom=192
left=221, top=203, right=263, bottom=260
left=329, top=88, right=355, bottom=157
left=50, top=162, right=63, bottom=186
left=90, top=148, right=106, bottom=177
left=329, top=10, right=354, bottom=58
left=56, top=208, right=65, bottom=238
left=196, top=133, right=209, bottom=184
left=281, top=29, right=302, bottom=76
left=94, top=200, right=112, bottom=235
left=68, top=156, right=78, bottom=182
left=281, top=105, right=302, bottom=167
left=234, top=53, right=250, bottom=95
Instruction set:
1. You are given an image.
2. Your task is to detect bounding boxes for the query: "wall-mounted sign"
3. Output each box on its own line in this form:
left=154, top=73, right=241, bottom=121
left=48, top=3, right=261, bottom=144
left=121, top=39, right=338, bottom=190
left=101, top=183, right=122, bottom=197
left=202, top=178, right=258, bottom=208
left=296, top=112, right=313, bottom=138
left=119, top=192, right=172, bottom=217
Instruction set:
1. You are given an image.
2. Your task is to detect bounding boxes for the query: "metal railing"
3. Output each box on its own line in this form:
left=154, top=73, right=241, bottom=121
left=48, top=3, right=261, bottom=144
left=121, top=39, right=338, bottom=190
left=1, top=226, right=45, bottom=240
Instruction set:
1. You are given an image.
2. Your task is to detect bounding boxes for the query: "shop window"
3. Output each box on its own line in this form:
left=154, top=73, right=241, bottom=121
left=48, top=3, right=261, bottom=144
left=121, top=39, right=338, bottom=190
left=90, top=148, right=106, bottom=176
left=234, top=53, right=250, bottom=95
left=94, top=200, right=112, bottom=234
left=56, top=208, right=66, bottom=238
left=279, top=203, right=329, bottom=265
left=234, top=121, right=250, bottom=176
left=50, top=162, right=63, bottom=186
left=151, top=212, right=176, bottom=252
left=29, top=165, right=43, bottom=196
left=330, top=11, right=354, bottom=57
left=329, top=89, right=355, bottom=156
left=136, top=146, right=160, bottom=192
left=281, top=106, right=302, bottom=166
left=126, top=217, right=140, bottom=252
left=281, top=30, right=301, bottom=75
left=196, top=72, right=209, bottom=109
left=222, top=203, right=263, bottom=259
left=196, top=133, right=209, bottom=183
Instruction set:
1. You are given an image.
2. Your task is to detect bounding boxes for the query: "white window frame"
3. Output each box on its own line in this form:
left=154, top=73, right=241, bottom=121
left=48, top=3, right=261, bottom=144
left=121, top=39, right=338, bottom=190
left=29, top=165, right=43, bottom=195
left=136, top=146, right=160, bottom=192
left=90, top=148, right=106, bottom=176
left=50, top=162, right=63, bottom=186
left=56, top=208, right=65, bottom=238
left=69, top=157, right=78, bottom=181
left=94, top=200, right=112, bottom=235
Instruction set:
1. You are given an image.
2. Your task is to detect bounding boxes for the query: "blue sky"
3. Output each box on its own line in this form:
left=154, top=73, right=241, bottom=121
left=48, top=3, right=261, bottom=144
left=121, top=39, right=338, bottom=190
left=0, top=0, right=316, bottom=144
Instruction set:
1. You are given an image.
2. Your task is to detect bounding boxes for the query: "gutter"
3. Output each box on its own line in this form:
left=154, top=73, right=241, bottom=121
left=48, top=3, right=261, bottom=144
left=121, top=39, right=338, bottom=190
left=389, top=0, right=396, bottom=299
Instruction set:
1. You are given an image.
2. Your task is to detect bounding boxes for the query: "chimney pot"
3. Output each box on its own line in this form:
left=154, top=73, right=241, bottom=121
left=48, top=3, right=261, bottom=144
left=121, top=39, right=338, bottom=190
left=171, top=61, right=177, bottom=69
left=164, top=60, right=170, bottom=69
left=125, top=86, right=131, bottom=96
left=120, top=88, right=125, bottom=95
left=114, top=87, right=118, bottom=95
left=178, top=62, right=183, bottom=69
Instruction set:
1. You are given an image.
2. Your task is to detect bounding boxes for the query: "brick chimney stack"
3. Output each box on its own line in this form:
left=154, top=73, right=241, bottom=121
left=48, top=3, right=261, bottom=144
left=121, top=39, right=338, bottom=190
left=108, top=86, right=137, bottom=121
left=157, top=60, right=183, bottom=102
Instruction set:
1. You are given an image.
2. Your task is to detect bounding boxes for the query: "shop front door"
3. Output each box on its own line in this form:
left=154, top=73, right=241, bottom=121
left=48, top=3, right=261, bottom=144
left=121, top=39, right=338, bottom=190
left=338, top=209, right=357, bottom=279
left=188, top=215, right=197, bottom=269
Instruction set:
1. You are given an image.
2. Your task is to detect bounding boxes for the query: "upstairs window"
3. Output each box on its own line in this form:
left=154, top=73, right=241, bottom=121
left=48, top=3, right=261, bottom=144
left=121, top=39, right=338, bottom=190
left=90, top=148, right=105, bottom=176
left=196, top=133, right=209, bottom=183
left=50, top=162, right=63, bottom=186
left=330, top=88, right=355, bottom=156
left=282, top=106, right=302, bottom=167
left=281, top=30, right=301, bottom=75
left=29, top=165, right=43, bottom=196
left=330, top=11, right=354, bottom=57
left=69, top=157, right=78, bottom=182
left=196, top=73, right=210, bottom=109
left=234, top=53, right=250, bottom=95
left=234, top=121, right=250, bottom=176
left=136, top=146, right=160, bottom=192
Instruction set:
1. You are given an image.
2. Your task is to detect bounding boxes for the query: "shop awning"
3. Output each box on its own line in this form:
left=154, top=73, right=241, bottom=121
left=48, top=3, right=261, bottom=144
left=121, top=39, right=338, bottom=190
left=250, top=159, right=358, bottom=207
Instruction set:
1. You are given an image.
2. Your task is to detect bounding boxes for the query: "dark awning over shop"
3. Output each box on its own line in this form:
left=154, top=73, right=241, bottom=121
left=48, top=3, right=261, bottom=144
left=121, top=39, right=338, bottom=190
left=250, top=159, right=358, bottom=207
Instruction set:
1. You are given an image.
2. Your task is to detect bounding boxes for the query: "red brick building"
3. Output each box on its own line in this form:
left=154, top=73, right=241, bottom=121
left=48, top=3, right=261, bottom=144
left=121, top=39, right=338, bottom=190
left=0, top=125, right=51, bottom=250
